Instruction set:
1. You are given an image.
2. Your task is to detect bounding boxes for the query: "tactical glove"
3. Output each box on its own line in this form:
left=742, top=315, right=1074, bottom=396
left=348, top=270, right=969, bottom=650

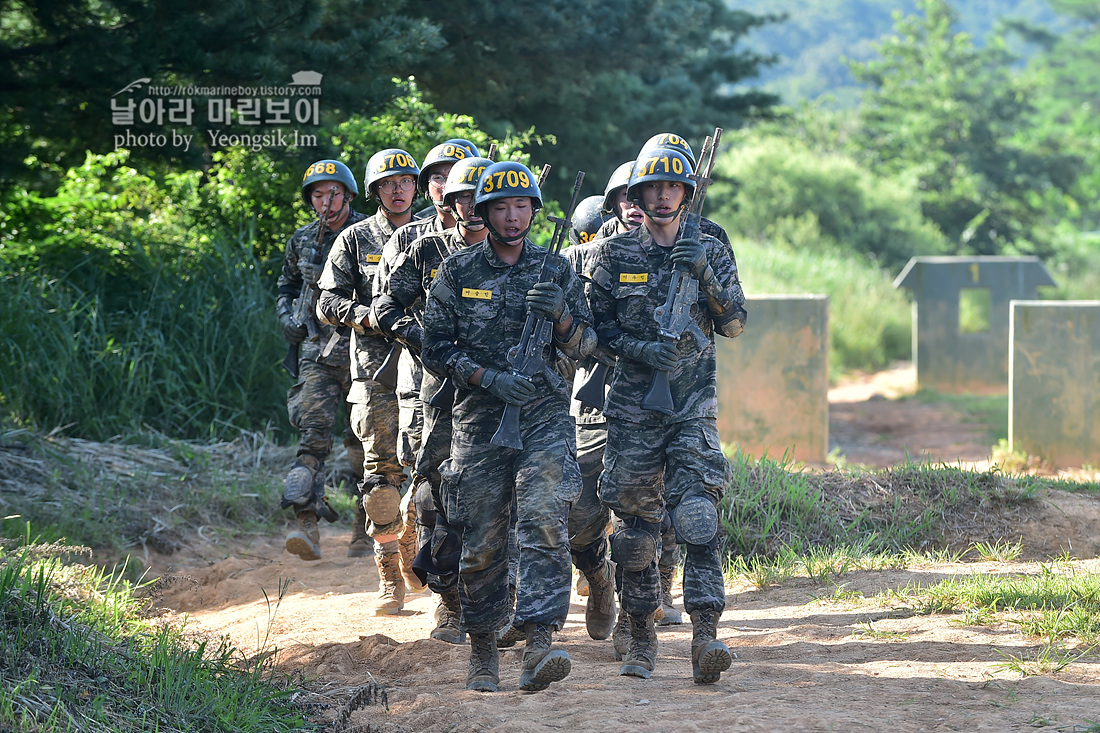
left=299, top=259, right=323, bottom=285
left=280, top=312, right=308, bottom=344
left=627, top=340, right=679, bottom=371
left=481, top=369, right=539, bottom=406
left=669, top=238, right=709, bottom=279
left=526, top=282, right=569, bottom=323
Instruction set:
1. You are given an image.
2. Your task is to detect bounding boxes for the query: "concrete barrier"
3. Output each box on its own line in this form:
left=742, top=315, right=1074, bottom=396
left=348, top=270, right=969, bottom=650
left=715, top=295, right=828, bottom=463
left=894, top=256, right=1055, bottom=393
left=1010, top=300, right=1100, bottom=469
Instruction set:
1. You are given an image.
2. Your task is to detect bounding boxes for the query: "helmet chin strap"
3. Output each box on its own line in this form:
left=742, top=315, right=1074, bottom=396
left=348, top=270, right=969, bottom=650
left=486, top=220, right=532, bottom=246
left=633, top=198, right=685, bottom=225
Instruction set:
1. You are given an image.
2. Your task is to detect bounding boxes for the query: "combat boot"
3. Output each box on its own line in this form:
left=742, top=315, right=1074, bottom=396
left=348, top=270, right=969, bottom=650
left=369, top=550, right=405, bottom=615
left=583, top=562, right=617, bottom=640
left=347, top=499, right=370, bottom=557
left=398, top=500, right=425, bottom=592
left=619, top=612, right=658, bottom=679
left=466, top=632, right=499, bottom=692
left=496, top=584, right=525, bottom=648
left=519, top=623, right=571, bottom=692
left=611, top=596, right=631, bottom=661
left=657, top=564, right=683, bottom=625
left=574, top=567, right=589, bottom=597
left=285, top=510, right=322, bottom=561
left=690, top=609, right=732, bottom=684
left=431, top=591, right=466, bottom=644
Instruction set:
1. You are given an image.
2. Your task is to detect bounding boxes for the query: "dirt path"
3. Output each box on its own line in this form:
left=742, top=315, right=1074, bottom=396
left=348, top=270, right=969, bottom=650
left=142, top=366, right=1100, bottom=732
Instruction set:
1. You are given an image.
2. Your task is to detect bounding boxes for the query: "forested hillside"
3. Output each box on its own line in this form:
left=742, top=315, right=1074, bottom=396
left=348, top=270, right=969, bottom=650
left=736, top=0, right=1067, bottom=104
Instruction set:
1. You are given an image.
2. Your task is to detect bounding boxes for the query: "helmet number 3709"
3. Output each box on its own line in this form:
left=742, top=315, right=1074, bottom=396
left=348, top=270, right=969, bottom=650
left=483, top=169, right=531, bottom=193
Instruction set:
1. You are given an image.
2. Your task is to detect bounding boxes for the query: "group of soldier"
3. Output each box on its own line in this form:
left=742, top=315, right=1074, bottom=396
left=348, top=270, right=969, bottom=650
left=275, top=132, right=747, bottom=693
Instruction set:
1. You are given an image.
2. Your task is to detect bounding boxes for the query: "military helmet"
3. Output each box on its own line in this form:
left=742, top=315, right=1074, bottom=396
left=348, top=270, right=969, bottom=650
left=446, top=138, right=481, bottom=158
left=602, top=160, right=635, bottom=215
left=364, top=148, right=420, bottom=196
left=419, top=140, right=478, bottom=194
left=443, top=157, right=494, bottom=204
left=638, top=132, right=696, bottom=169
left=627, top=148, right=696, bottom=206
left=300, top=159, right=358, bottom=206
left=473, top=161, right=543, bottom=218
left=570, top=195, right=612, bottom=246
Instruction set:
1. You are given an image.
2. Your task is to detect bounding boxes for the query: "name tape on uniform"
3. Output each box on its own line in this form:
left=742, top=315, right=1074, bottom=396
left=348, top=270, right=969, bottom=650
left=620, top=273, right=648, bottom=283
left=461, top=288, right=493, bottom=300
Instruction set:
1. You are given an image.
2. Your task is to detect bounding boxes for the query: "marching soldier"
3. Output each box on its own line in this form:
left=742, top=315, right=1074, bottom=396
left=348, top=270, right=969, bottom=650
left=588, top=148, right=747, bottom=684
left=422, top=161, right=595, bottom=693
left=316, top=148, right=424, bottom=614
left=276, top=159, right=367, bottom=562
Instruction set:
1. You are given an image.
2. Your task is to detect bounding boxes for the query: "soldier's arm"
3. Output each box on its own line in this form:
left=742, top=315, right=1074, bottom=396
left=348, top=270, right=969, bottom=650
left=553, top=262, right=596, bottom=360
left=371, top=239, right=426, bottom=350
left=317, top=230, right=372, bottom=330
left=276, top=230, right=304, bottom=313
left=699, top=235, right=747, bottom=339
left=422, top=263, right=478, bottom=383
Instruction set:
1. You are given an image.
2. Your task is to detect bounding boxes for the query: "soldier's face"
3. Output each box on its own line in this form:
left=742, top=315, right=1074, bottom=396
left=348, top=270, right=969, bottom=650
left=614, top=188, right=644, bottom=227
left=487, top=196, right=533, bottom=244
left=427, top=163, right=455, bottom=205
left=375, top=173, right=416, bottom=215
left=640, top=181, right=685, bottom=221
left=451, top=191, right=484, bottom=229
left=310, top=182, right=348, bottom=219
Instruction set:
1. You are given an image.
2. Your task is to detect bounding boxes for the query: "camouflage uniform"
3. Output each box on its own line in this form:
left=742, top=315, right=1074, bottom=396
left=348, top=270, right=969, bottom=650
left=277, top=209, right=368, bottom=484
left=596, top=215, right=729, bottom=249
left=373, top=225, right=471, bottom=595
left=422, top=238, right=596, bottom=635
left=317, top=210, right=405, bottom=545
left=588, top=225, right=746, bottom=619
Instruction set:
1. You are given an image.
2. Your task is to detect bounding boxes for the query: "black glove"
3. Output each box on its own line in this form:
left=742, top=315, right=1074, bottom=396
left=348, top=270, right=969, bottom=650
left=526, top=282, right=569, bottom=323
left=669, top=238, right=708, bottom=279
left=299, top=259, right=323, bottom=285
left=280, top=312, right=307, bottom=344
left=481, top=369, right=539, bottom=406
left=628, top=340, right=678, bottom=371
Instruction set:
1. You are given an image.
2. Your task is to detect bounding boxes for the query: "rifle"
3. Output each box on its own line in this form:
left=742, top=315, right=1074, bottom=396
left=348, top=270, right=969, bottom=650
left=372, top=342, right=402, bottom=392
left=426, top=162, right=553, bottom=412
left=490, top=170, right=585, bottom=449
left=641, top=128, right=723, bottom=415
left=571, top=347, right=615, bottom=410
left=283, top=185, right=336, bottom=378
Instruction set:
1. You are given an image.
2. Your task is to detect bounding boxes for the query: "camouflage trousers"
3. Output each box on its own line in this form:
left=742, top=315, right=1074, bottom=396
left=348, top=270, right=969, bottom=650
left=599, top=417, right=730, bottom=618
left=350, top=379, right=404, bottom=542
left=396, top=350, right=423, bottom=468
left=570, top=422, right=611, bottom=575
left=287, top=356, right=360, bottom=466
left=440, top=422, right=580, bottom=635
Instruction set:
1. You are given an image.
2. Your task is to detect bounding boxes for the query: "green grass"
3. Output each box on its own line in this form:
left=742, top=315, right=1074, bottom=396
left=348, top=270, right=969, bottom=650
left=0, top=537, right=314, bottom=732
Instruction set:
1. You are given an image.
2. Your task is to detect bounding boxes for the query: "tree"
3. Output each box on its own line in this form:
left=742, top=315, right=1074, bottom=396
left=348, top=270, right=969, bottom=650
left=406, top=0, right=779, bottom=199
left=848, top=0, right=1082, bottom=256
left=0, top=0, right=441, bottom=189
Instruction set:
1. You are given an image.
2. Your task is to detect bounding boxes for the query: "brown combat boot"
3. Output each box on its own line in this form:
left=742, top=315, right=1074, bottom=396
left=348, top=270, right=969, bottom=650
left=430, top=591, right=466, bottom=644
left=398, top=497, right=425, bottom=592
left=285, top=510, right=322, bottom=561
left=519, top=623, right=571, bottom=692
left=657, top=564, right=683, bottom=625
left=619, top=612, right=658, bottom=679
left=574, top=567, right=589, bottom=597
left=690, top=609, right=732, bottom=684
left=611, top=596, right=631, bottom=661
left=584, top=562, right=617, bottom=640
left=465, top=633, right=499, bottom=692
left=347, top=499, right=370, bottom=557
left=369, top=550, right=405, bottom=615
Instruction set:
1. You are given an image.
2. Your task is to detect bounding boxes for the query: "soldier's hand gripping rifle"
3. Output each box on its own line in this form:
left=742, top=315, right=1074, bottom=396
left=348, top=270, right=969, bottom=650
left=282, top=185, right=336, bottom=378
left=489, top=169, right=585, bottom=449
left=427, top=162, right=552, bottom=411
left=641, top=128, right=723, bottom=415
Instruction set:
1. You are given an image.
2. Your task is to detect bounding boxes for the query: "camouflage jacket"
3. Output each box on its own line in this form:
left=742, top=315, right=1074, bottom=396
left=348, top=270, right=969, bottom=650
left=422, top=238, right=596, bottom=435
left=276, top=209, right=366, bottom=367
left=566, top=239, right=616, bottom=426
left=588, top=225, right=746, bottom=426
left=317, top=210, right=397, bottom=400
left=369, top=214, right=445, bottom=328
left=596, top=215, right=730, bottom=248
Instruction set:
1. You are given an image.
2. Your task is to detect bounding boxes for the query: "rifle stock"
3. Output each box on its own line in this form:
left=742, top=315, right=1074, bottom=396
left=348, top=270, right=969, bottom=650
left=427, top=378, right=456, bottom=409
left=373, top=343, right=402, bottom=392
left=572, top=362, right=609, bottom=410
left=489, top=170, right=585, bottom=449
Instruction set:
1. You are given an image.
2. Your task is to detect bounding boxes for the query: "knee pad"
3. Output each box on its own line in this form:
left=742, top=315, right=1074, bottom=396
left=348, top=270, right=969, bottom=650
left=360, top=475, right=401, bottom=526
left=281, top=458, right=320, bottom=509
left=670, top=495, right=719, bottom=546
left=610, top=517, right=660, bottom=572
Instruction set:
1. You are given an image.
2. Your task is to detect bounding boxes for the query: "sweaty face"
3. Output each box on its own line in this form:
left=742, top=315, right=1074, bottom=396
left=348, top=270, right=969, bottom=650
left=640, top=180, right=685, bottom=221
left=614, top=188, right=644, bottom=227
left=310, top=181, right=348, bottom=219
left=427, top=163, right=455, bottom=205
left=375, top=173, right=416, bottom=215
left=450, top=191, right=484, bottom=229
left=487, top=196, right=533, bottom=244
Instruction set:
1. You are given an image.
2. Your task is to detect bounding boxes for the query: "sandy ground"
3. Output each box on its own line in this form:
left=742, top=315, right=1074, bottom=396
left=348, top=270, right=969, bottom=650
left=141, top=366, right=1100, bottom=732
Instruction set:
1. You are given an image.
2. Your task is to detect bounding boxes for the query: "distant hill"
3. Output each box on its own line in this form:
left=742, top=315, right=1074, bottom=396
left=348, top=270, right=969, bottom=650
left=735, top=0, right=1065, bottom=106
